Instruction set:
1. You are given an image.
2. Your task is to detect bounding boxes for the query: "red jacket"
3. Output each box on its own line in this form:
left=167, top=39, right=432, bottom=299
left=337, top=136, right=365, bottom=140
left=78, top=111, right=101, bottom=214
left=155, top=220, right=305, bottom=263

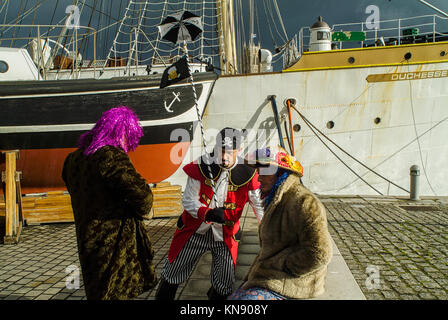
left=167, top=159, right=260, bottom=266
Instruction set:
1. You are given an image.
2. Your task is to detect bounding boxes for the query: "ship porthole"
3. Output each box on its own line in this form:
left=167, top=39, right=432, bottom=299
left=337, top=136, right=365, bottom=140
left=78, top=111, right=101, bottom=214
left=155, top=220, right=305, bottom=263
left=374, top=117, right=381, bottom=124
left=326, top=121, right=335, bottom=129
left=0, top=60, right=9, bottom=73
left=441, top=51, right=446, bottom=57
left=404, top=52, right=412, bottom=60
left=293, top=124, right=301, bottom=132
left=348, top=57, right=355, bottom=64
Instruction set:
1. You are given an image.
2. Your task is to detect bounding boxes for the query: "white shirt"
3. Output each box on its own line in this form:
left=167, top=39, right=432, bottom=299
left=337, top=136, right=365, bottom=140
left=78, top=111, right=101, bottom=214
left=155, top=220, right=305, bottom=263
left=182, top=160, right=264, bottom=241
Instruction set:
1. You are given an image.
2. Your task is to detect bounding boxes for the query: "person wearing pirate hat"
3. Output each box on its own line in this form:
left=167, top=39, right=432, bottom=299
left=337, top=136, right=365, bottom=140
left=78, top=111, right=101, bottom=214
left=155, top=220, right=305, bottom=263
left=228, top=146, right=333, bottom=300
left=156, top=127, right=264, bottom=300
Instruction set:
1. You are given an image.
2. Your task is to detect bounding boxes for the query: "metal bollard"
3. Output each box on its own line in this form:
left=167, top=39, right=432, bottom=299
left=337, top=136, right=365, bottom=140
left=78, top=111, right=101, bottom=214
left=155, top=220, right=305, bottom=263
left=410, top=165, right=420, bottom=201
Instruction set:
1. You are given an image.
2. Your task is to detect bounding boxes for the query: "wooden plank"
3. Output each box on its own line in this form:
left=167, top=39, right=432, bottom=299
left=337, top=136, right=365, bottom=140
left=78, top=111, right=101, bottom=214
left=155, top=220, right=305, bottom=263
left=154, top=182, right=171, bottom=188
left=15, top=171, right=24, bottom=243
left=45, top=191, right=66, bottom=196
left=153, top=194, right=182, bottom=202
left=152, top=208, right=182, bottom=218
left=4, top=152, right=16, bottom=240
left=152, top=186, right=182, bottom=194
left=152, top=200, right=182, bottom=209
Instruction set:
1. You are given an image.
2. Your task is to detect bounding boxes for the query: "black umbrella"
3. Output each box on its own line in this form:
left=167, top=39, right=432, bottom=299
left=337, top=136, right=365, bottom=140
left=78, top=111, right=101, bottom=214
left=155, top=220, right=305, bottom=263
left=158, top=11, right=203, bottom=44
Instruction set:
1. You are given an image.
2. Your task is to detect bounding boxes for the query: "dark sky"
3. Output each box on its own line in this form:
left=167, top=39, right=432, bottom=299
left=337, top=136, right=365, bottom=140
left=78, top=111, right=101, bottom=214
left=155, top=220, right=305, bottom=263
left=1, top=0, right=447, bottom=68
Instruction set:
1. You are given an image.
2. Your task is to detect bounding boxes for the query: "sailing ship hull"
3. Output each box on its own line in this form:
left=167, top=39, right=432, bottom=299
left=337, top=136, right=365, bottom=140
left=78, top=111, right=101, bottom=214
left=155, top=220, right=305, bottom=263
left=0, top=72, right=217, bottom=193
left=181, top=42, right=448, bottom=196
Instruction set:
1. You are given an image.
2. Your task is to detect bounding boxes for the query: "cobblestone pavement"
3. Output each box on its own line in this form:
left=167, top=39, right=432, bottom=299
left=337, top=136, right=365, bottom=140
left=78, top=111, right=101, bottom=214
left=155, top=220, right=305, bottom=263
left=320, top=195, right=448, bottom=300
left=0, top=195, right=447, bottom=300
left=0, top=218, right=177, bottom=300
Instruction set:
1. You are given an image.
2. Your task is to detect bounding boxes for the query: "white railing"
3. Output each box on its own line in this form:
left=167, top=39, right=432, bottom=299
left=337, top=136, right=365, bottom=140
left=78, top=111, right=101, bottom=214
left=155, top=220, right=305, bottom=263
left=294, top=14, right=448, bottom=55
left=0, top=24, right=97, bottom=79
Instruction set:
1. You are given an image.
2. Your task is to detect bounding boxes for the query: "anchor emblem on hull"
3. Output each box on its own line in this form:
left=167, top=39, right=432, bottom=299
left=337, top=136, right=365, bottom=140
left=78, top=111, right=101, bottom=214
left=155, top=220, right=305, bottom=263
left=164, top=92, right=181, bottom=113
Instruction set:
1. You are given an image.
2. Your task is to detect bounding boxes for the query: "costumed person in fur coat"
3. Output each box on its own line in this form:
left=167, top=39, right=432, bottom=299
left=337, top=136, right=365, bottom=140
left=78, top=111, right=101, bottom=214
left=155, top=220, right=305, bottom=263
left=62, top=106, right=157, bottom=300
left=228, top=146, right=333, bottom=300
left=156, top=127, right=264, bottom=300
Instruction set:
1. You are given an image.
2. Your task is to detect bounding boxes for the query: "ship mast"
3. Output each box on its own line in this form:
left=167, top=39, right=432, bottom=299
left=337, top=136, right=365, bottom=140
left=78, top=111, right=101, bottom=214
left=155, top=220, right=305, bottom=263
left=217, top=0, right=238, bottom=74
left=241, top=0, right=260, bottom=74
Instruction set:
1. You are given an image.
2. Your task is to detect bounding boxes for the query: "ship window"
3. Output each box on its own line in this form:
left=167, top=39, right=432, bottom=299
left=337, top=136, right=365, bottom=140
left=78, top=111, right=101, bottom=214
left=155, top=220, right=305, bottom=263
left=0, top=60, right=8, bottom=73
left=317, top=31, right=330, bottom=40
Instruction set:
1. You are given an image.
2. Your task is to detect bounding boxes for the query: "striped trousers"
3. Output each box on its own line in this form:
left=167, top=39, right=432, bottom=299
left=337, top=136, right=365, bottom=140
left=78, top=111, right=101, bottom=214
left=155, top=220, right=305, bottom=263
left=161, top=229, right=235, bottom=296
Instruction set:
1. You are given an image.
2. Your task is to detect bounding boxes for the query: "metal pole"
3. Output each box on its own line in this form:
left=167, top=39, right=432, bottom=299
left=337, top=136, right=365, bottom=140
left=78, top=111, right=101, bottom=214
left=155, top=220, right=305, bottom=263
left=433, top=15, right=436, bottom=43
left=410, top=165, right=420, bottom=200
left=418, top=0, right=448, bottom=18
left=268, top=95, right=286, bottom=149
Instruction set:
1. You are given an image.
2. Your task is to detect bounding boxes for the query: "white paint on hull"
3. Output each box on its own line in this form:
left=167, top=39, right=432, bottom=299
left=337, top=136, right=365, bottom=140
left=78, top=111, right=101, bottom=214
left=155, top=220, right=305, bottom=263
left=168, top=63, right=448, bottom=196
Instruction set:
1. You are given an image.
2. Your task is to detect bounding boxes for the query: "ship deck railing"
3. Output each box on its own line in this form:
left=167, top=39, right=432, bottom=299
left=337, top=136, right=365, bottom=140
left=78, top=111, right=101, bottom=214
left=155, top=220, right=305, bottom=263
left=0, top=23, right=212, bottom=80
left=294, top=14, right=448, bottom=56
left=0, top=23, right=98, bottom=80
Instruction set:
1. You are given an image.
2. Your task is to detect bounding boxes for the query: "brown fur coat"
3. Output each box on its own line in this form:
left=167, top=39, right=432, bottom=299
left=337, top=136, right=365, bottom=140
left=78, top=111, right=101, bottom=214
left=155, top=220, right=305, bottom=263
left=62, top=146, right=157, bottom=300
left=242, top=173, right=332, bottom=299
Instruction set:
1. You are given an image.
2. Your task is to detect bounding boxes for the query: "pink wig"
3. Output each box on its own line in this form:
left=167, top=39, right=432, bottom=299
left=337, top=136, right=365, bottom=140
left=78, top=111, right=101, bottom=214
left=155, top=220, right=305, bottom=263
left=78, top=106, right=144, bottom=155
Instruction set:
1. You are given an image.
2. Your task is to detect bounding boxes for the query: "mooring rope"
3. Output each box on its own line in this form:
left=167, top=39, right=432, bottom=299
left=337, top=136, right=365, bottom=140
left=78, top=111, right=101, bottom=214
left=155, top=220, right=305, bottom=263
left=291, top=104, right=411, bottom=195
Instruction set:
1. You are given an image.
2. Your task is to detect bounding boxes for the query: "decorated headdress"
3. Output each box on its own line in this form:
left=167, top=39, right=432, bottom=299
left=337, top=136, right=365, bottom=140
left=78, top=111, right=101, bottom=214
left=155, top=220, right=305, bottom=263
left=246, top=145, right=303, bottom=177
left=78, top=106, right=143, bottom=155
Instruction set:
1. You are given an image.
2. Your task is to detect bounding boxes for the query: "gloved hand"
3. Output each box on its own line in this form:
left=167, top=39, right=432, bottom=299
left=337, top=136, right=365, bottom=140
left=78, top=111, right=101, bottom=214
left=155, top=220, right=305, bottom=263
left=205, top=207, right=225, bottom=224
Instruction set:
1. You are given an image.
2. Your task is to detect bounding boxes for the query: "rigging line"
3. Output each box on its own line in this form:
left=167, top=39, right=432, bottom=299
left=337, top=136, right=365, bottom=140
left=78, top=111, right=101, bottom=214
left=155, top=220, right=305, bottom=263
left=75, top=0, right=95, bottom=60
left=292, top=104, right=409, bottom=193
left=4, top=0, right=44, bottom=29
left=292, top=106, right=384, bottom=195
left=264, top=0, right=282, bottom=43
left=238, top=0, right=246, bottom=46
left=1, top=0, right=9, bottom=25
left=0, top=0, right=8, bottom=15
left=103, top=0, right=133, bottom=70
left=255, top=0, right=261, bottom=45
left=407, top=63, right=437, bottom=195
left=1, top=0, right=47, bottom=42
left=261, top=0, right=278, bottom=47
left=272, top=0, right=288, bottom=41
left=265, top=0, right=286, bottom=43
left=81, top=1, right=121, bottom=22
left=237, top=0, right=245, bottom=65
left=337, top=114, right=448, bottom=193
left=10, top=0, right=25, bottom=47
left=27, top=0, right=38, bottom=41
left=0, top=0, right=8, bottom=46
left=151, top=0, right=169, bottom=64
left=49, top=0, right=60, bottom=28
left=103, top=0, right=114, bottom=57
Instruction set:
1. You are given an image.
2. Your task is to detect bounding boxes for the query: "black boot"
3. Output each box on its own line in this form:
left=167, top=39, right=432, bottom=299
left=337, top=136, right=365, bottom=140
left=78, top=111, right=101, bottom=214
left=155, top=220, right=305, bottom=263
left=207, top=286, right=229, bottom=300
left=155, top=278, right=179, bottom=300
